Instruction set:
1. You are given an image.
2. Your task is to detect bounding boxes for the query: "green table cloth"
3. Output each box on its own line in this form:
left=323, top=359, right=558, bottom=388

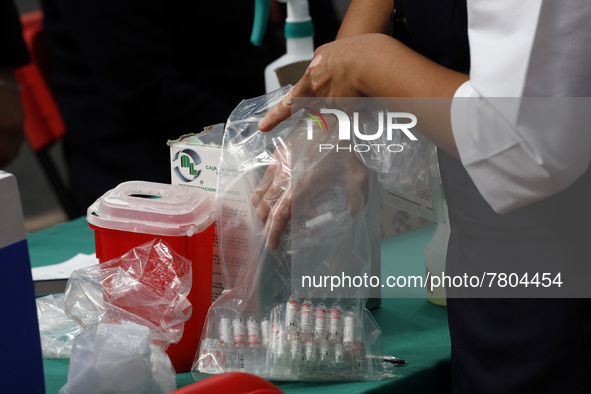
left=28, top=218, right=451, bottom=394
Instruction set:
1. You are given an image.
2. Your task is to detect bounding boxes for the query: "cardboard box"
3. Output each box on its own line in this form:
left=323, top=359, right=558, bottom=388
left=169, top=124, right=224, bottom=195
left=168, top=124, right=225, bottom=301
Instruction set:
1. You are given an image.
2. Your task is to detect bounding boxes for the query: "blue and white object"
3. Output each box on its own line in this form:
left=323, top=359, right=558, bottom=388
left=0, top=171, right=45, bottom=393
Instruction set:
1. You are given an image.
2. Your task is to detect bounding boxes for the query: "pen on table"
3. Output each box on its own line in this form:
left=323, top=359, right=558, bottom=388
left=383, top=355, right=408, bottom=365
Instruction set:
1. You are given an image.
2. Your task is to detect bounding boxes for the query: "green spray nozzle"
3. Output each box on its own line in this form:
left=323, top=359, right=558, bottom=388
left=251, top=0, right=270, bottom=46
left=251, top=0, right=314, bottom=46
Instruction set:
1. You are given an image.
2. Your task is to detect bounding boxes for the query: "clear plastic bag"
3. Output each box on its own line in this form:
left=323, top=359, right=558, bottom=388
left=60, top=239, right=192, bottom=393
left=63, top=239, right=192, bottom=348
left=36, top=293, right=82, bottom=358
left=193, top=87, right=397, bottom=381
left=346, top=99, right=445, bottom=223
left=59, top=321, right=176, bottom=394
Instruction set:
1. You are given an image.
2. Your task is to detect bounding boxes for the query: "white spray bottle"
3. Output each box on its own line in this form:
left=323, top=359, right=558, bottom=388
left=251, top=0, right=315, bottom=93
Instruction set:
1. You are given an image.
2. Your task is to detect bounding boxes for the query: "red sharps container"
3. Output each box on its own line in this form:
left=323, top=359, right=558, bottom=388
left=87, top=181, right=215, bottom=372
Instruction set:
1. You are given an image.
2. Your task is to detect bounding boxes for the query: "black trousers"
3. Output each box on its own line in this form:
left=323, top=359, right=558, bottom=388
left=438, top=150, right=591, bottom=393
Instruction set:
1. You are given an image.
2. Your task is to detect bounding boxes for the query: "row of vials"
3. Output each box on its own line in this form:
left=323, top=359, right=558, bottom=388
left=197, top=296, right=370, bottom=378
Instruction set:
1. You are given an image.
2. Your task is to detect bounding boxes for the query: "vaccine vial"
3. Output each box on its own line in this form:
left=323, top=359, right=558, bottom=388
left=285, top=295, right=300, bottom=336
left=303, top=336, right=316, bottom=364
left=219, top=317, right=231, bottom=348
left=354, top=340, right=367, bottom=372
left=329, top=300, right=343, bottom=344
left=198, top=338, right=219, bottom=371
left=260, top=316, right=270, bottom=348
left=246, top=316, right=260, bottom=349
left=343, top=310, right=355, bottom=351
left=289, top=331, right=302, bottom=361
left=319, top=339, right=331, bottom=363
left=314, top=299, right=327, bottom=343
left=268, top=308, right=278, bottom=364
left=334, top=343, right=346, bottom=366
left=300, top=298, right=314, bottom=339
left=232, top=317, right=246, bottom=348
left=275, top=304, right=287, bottom=360
left=235, top=350, right=245, bottom=371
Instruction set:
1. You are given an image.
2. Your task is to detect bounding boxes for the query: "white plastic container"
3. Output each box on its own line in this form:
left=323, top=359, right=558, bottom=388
left=251, top=0, right=315, bottom=92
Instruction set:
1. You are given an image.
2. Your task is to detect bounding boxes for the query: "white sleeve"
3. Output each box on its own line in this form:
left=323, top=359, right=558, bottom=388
left=451, top=0, right=591, bottom=214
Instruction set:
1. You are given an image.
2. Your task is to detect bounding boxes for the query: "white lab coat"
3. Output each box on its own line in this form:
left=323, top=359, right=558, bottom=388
left=451, top=0, right=591, bottom=213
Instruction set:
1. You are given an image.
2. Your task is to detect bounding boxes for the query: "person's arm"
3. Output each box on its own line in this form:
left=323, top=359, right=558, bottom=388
left=336, top=0, right=393, bottom=39
left=261, top=0, right=591, bottom=215
left=449, top=0, right=591, bottom=213
left=258, top=33, right=468, bottom=156
left=259, top=0, right=465, bottom=156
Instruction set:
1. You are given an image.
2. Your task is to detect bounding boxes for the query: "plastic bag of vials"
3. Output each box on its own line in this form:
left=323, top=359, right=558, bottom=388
left=192, top=87, right=398, bottom=381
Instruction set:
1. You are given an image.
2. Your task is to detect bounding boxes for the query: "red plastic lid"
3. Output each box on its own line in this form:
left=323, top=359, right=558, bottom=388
left=87, top=181, right=215, bottom=237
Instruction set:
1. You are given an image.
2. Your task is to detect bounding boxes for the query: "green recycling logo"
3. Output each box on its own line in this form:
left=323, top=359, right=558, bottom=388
left=172, top=148, right=202, bottom=182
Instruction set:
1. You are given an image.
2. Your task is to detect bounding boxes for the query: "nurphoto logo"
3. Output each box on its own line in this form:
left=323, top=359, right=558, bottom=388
left=305, top=108, right=418, bottom=153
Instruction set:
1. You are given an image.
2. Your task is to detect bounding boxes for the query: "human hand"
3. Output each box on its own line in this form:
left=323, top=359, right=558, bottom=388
left=251, top=125, right=369, bottom=250
left=258, top=34, right=388, bottom=133
left=0, top=69, right=25, bottom=168
left=253, top=35, right=390, bottom=249
left=251, top=137, right=292, bottom=250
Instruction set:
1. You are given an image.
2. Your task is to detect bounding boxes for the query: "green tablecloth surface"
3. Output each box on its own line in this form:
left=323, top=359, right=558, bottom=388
left=28, top=218, right=451, bottom=394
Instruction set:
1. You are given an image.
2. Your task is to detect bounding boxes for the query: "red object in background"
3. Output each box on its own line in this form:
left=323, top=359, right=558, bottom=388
left=16, top=10, right=65, bottom=152
left=172, top=373, right=284, bottom=394
left=16, top=11, right=78, bottom=219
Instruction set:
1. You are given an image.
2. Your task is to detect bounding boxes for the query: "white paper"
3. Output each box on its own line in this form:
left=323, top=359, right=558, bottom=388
left=32, top=253, right=99, bottom=281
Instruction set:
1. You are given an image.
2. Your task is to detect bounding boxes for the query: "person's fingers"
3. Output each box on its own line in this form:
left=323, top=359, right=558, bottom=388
left=255, top=163, right=291, bottom=224
left=255, top=191, right=275, bottom=224
left=347, top=159, right=370, bottom=215
left=251, top=163, right=277, bottom=207
left=265, top=186, right=292, bottom=250
left=255, top=183, right=282, bottom=224
left=258, top=89, right=293, bottom=132
left=258, top=75, right=317, bottom=132
left=252, top=141, right=290, bottom=207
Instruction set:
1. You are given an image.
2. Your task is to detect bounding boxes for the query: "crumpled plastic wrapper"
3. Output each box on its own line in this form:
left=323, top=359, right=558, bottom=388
left=36, top=293, right=82, bottom=358
left=60, top=239, right=192, bottom=393
left=59, top=321, right=176, bottom=394
left=63, top=239, right=192, bottom=349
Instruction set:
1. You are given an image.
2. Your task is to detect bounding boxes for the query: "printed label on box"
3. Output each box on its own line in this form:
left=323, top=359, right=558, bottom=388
left=169, top=132, right=225, bottom=302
